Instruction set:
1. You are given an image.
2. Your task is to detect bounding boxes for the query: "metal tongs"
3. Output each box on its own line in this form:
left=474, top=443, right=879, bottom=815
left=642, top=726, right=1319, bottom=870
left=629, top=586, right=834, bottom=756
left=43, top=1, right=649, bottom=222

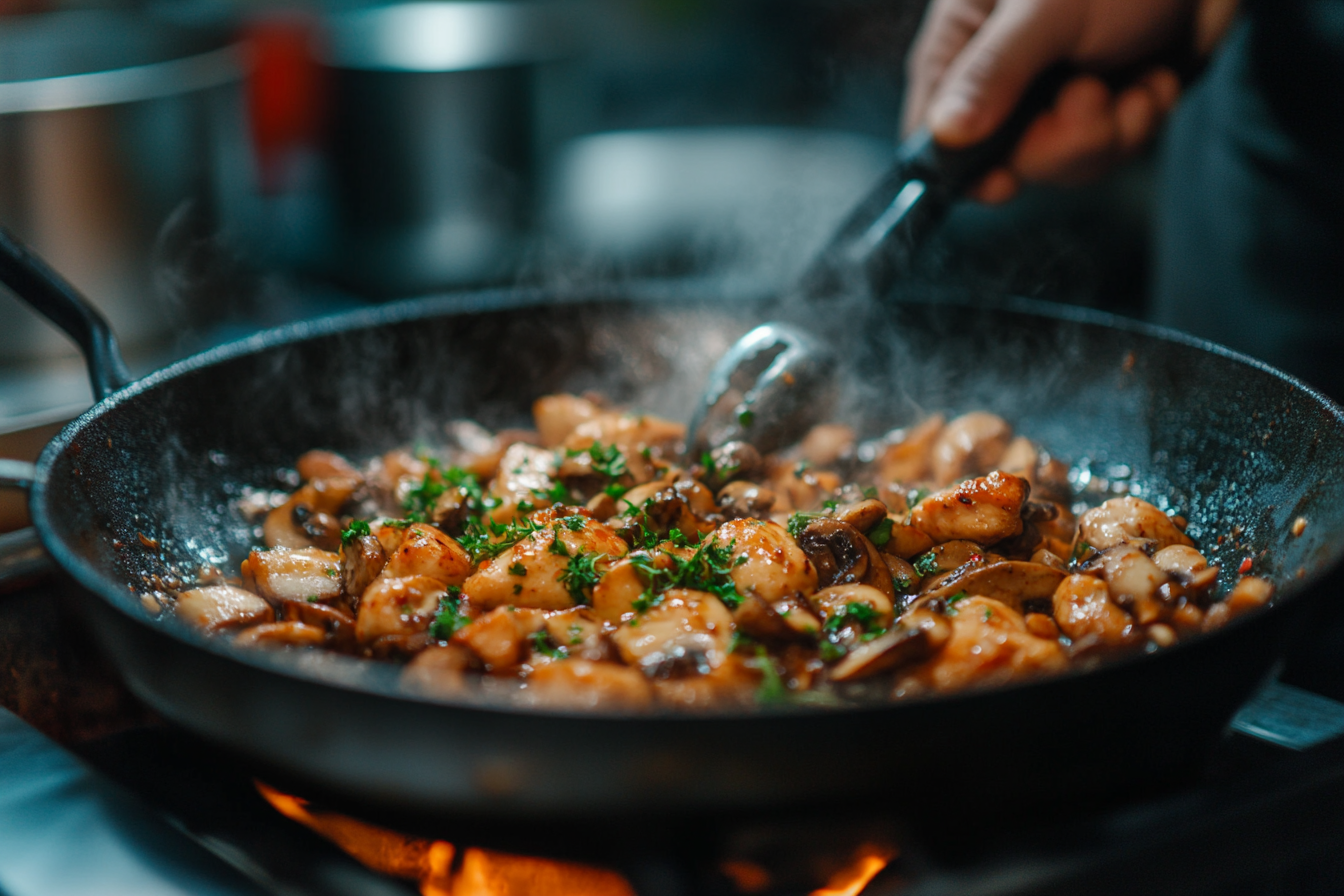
left=687, top=66, right=1073, bottom=457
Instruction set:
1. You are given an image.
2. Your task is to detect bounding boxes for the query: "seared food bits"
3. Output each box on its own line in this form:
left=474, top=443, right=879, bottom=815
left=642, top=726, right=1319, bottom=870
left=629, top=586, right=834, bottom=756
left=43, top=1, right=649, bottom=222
left=161, top=393, right=1275, bottom=711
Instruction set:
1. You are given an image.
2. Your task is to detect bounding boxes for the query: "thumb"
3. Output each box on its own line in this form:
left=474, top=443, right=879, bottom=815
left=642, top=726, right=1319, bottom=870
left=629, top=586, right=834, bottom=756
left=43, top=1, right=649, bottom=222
left=928, top=0, right=1077, bottom=147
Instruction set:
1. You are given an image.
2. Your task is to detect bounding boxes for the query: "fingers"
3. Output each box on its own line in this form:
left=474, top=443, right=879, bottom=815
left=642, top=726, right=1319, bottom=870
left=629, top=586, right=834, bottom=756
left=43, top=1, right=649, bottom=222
left=1004, top=66, right=1181, bottom=187
left=927, top=0, right=1080, bottom=147
left=902, top=0, right=996, bottom=137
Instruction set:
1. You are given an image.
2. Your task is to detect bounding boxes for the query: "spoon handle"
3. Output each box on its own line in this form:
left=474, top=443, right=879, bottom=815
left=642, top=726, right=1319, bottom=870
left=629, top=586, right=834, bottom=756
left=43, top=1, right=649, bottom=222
left=799, top=64, right=1073, bottom=301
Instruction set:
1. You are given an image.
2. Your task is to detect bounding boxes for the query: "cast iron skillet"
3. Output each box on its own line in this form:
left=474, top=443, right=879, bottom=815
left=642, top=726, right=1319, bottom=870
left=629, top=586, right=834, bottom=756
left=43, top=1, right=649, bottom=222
left=4, top=246, right=1344, bottom=819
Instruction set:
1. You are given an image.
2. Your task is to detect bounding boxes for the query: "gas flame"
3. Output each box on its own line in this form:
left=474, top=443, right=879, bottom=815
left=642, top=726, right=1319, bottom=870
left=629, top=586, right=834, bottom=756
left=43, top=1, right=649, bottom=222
left=255, top=781, right=635, bottom=896
left=809, top=845, right=895, bottom=896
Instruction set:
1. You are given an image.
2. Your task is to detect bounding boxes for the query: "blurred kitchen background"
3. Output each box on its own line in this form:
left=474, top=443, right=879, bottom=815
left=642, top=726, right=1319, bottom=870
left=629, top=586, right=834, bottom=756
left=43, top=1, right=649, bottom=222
left=0, top=0, right=1155, bottom=526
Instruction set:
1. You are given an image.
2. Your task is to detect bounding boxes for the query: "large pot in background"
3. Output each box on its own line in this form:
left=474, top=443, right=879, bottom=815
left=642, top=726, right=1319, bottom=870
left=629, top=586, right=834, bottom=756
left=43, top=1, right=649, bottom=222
left=0, top=9, right=245, bottom=362
left=316, top=1, right=579, bottom=295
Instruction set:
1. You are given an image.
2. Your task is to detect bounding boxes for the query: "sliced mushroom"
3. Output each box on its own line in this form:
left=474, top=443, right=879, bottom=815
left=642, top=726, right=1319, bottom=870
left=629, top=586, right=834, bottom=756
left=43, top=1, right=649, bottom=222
left=233, top=621, right=327, bottom=649
left=808, top=583, right=896, bottom=631
left=1100, top=543, right=1169, bottom=624
left=796, top=518, right=869, bottom=587
left=919, top=560, right=1066, bottom=614
left=279, top=598, right=358, bottom=652
left=732, top=593, right=822, bottom=643
left=175, top=585, right=274, bottom=632
left=247, top=546, right=342, bottom=604
left=829, top=609, right=951, bottom=681
left=832, top=498, right=889, bottom=534
left=341, top=534, right=387, bottom=606
left=717, top=481, right=776, bottom=519
left=701, top=441, right=763, bottom=490
left=263, top=477, right=360, bottom=550
left=911, top=540, right=988, bottom=577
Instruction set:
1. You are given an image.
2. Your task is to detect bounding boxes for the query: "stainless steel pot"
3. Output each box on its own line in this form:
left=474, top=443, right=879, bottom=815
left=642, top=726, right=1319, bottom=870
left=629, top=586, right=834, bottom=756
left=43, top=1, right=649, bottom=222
left=0, top=9, right=244, bottom=361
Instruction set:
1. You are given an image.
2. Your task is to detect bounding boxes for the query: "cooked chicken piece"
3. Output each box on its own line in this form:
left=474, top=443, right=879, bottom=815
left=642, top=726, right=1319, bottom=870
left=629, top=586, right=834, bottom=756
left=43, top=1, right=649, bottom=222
left=651, top=654, right=761, bottom=708
left=900, top=596, right=1065, bottom=692
left=1051, top=573, right=1134, bottom=645
left=910, top=471, right=1028, bottom=545
left=355, top=575, right=448, bottom=645
left=732, top=592, right=823, bottom=642
left=533, top=394, right=603, bottom=448
left=246, top=546, right=342, bottom=604
left=877, top=415, right=944, bottom=484
left=464, top=510, right=628, bottom=611
left=452, top=606, right=546, bottom=670
left=997, top=436, right=1037, bottom=478
left=609, top=588, right=735, bottom=675
left=542, top=608, right=609, bottom=662
left=1152, top=544, right=1209, bottom=578
left=295, top=450, right=361, bottom=483
left=919, top=561, right=1066, bottom=614
left=382, top=524, right=473, bottom=585
left=523, top=659, right=652, bottom=710
left=176, top=585, right=274, bottom=632
left=882, top=523, right=935, bottom=559
left=714, top=518, right=818, bottom=603
left=590, top=553, right=663, bottom=624
left=930, top=412, right=1012, bottom=485
left=1076, top=497, right=1194, bottom=552
left=486, top=443, right=560, bottom=523
left=401, top=644, right=474, bottom=697
left=800, top=423, right=856, bottom=467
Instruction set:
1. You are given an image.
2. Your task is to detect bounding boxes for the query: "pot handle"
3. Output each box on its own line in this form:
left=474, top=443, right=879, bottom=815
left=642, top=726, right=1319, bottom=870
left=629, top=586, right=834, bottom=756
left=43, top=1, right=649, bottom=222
left=800, top=64, right=1073, bottom=299
left=0, top=226, right=132, bottom=401
left=0, top=462, right=48, bottom=592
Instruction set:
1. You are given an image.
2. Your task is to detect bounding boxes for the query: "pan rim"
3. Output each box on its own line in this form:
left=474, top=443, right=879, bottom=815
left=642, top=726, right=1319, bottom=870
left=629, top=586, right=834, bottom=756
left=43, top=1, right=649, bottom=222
left=27, top=288, right=1344, bottom=722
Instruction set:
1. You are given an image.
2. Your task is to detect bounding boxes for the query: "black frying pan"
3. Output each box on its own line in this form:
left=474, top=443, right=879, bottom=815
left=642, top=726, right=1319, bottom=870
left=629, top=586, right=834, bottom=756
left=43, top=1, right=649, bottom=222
left=4, top=253, right=1344, bottom=819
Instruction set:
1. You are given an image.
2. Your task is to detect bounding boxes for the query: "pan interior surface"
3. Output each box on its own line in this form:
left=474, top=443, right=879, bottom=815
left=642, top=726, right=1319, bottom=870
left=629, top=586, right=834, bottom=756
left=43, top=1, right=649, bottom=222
left=29, top=294, right=1344, bottom=813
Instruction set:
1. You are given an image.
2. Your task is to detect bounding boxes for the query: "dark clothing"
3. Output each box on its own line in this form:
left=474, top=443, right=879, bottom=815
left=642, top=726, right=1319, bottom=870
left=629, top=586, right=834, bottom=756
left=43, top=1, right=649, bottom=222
left=1151, top=4, right=1344, bottom=397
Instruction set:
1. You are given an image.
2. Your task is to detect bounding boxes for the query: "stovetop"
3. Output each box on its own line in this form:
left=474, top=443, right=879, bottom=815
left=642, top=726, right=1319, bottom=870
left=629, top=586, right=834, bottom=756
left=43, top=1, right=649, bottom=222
left=5, top=575, right=1344, bottom=896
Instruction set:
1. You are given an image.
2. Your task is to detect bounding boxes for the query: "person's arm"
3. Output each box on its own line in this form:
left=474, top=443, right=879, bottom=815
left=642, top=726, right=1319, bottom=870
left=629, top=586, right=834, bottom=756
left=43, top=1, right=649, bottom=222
left=902, top=0, right=1239, bottom=202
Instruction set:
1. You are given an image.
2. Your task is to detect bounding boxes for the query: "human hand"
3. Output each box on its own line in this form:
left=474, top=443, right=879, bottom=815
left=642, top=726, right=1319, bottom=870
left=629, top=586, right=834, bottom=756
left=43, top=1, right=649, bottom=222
left=902, top=0, right=1238, bottom=202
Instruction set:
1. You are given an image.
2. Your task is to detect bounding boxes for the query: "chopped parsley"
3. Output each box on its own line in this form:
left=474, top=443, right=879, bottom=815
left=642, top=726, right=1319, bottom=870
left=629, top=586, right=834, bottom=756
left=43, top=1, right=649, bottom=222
left=913, top=551, right=941, bottom=577
left=402, top=461, right=486, bottom=523
left=457, top=515, right=544, bottom=564
left=907, top=486, right=931, bottom=507
left=341, top=518, right=372, bottom=545
left=558, top=551, right=606, bottom=605
left=529, top=629, right=567, bottom=659
left=568, top=441, right=628, bottom=480
left=428, top=586, right=467, bottom=640
left=786, top=511, right=825, bottom=540
left=508, top=562, right=527, bottom=576
left=738, top=409, right=756, bottom=427
left=627, top=537, right=744, bottom=611
left=560, top=515, right=587, bottom=531
left=535, top=481, right=572, bottom=504
left=568, top=623, right=584, bottom=645
left=823, top=601, right=882, bottom=633
left=1070, top=540, right=1096, bottom=568
left=793, top=460, right=811, bottom=478
left=753, top=646, right=789, bottom=704
left=868, top=517, right=894, bottom=547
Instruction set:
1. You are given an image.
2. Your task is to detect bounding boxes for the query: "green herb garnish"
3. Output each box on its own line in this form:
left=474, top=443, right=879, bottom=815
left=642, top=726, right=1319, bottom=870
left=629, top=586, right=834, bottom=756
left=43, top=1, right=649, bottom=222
left=913, top=551, right=941, bottom=577
left=341, top=518, right=372, bottom=545
left=508, top=562, right=527, bottom=576
left=529, top=629, right=567, bottom=659
left=558, top=551, right=606, bottom=605
left=868, top=517, right=894, bottom=547
left=428, top=586, right=467, bottom=640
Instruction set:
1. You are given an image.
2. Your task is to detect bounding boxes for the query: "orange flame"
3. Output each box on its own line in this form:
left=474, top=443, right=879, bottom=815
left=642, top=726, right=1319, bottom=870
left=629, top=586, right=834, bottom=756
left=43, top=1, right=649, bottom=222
left=808, top=845, right=895, bottom=896
left=254, top=781, right=634, bottom=896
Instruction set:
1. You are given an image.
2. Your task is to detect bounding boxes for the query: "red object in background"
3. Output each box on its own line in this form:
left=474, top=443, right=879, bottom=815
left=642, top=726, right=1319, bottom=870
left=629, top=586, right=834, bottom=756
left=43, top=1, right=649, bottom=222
left=242, top=14, right=328, bottom=195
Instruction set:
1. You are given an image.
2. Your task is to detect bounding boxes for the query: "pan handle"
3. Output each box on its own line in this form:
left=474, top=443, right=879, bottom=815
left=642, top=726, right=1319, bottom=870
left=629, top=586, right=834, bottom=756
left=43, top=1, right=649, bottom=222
left=0, top=226, right=132, bottom=401
left=800, top=64, right=1073, bottom=300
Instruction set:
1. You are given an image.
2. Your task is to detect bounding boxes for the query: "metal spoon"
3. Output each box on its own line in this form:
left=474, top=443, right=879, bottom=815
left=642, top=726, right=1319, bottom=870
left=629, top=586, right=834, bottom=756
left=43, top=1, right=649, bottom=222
left=686, top=66, right=1073, bottom=457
